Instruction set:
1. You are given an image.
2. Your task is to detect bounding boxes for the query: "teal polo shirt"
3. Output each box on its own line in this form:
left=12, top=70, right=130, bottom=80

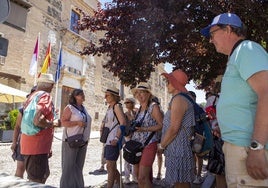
left=217, top=40, right=268, bottom=149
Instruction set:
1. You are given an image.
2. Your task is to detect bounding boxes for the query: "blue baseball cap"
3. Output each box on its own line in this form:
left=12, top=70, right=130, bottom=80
left=201, top=13, right=243, bottom=38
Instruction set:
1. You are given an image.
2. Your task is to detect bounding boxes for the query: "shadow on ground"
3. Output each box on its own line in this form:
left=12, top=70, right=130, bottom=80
left=87, top=178, right=168, bottom=188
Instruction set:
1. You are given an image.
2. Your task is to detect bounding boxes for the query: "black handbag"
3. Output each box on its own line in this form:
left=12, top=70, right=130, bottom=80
left=123, top=132, right=155, bottom=165
left=123, top=140, right=143, bottom=164
left=66, top=133, right=87, bottom=148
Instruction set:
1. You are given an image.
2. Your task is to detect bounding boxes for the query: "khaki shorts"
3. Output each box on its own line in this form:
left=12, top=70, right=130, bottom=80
left=223, top=142, right=268, bottom=188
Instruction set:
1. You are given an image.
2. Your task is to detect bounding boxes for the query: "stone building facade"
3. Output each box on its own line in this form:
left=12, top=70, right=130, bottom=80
left=0, top=0, right=169, bottom=130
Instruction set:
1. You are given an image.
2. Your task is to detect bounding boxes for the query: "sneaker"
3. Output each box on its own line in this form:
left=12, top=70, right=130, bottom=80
left=124, top=177, right=131, bottom=184
left=193, top=175, right=203, bottom=184
left=156, top=173, right=162, bottom=180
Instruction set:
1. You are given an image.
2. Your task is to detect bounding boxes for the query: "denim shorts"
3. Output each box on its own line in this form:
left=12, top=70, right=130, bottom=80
left=104, top=145, right=119, bottom=161
left=12, top=142, right=24, bottom=161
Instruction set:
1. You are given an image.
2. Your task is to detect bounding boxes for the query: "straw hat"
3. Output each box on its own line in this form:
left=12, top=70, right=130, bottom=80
left=105, top=86, right=120, bottom=96
left=37, top=73, right=55, bottom=84
left=161, top=69, right=188, bottom=92
left=131, top=82, right=151, bottom=95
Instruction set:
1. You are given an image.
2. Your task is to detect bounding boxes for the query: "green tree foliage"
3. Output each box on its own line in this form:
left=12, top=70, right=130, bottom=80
left=8, top=109, right=19, bottom=130
left=77, top=0, right=268, bottom=89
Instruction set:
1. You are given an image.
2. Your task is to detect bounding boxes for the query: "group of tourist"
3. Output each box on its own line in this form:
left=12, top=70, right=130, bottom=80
left=10, top=12, right=268, bottom=188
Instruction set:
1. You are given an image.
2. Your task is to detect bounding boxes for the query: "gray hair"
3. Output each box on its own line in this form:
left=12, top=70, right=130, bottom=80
left=37, top=82, right=53, bottom=90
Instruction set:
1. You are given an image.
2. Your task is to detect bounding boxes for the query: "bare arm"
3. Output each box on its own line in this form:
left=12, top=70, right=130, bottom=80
left=110, top=104, right=127, bottom=146
left=11, top=112, right=22, bottom=152
left=246, top=70, right=268, bottom=180
left=114, top=104, right=127, bottom=134
left=60, top=106, right=85, bottom=127
left=136, top=104, right=163, bottom=132
left=160, top=96, right=188, bottom=149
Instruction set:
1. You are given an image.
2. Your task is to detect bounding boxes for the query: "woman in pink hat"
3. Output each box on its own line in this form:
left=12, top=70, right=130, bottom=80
left=158, top=69, right=195, bottom=188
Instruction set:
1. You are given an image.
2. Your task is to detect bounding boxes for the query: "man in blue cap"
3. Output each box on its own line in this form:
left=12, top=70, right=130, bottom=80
left=201, top=13, right=268, bottom=187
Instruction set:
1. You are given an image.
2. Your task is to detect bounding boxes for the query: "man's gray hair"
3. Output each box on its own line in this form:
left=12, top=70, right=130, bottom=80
left=37, top=82, right=53, bottom=89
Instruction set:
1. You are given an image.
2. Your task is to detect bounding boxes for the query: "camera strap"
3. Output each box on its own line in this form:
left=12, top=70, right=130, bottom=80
left=135, top=105, right=155, bottom=147
left=143, top=132, right=155, bottom=147
left=135, top=106, right=148, bottom=124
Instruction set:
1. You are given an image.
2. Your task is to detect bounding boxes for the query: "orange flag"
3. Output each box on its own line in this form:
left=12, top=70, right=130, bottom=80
left=38, top=42, right=51, bottom=77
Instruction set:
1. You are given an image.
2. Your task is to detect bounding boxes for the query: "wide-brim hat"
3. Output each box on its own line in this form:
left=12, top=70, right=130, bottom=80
left=37, top=73, right=55, bottom=84
left=161, top=69, right=188, bottom=92
left=131, top=82, right=151, bottom=95
left=201, top=13, right=243, bottom=38
left=105, top=86, right=120, bottom=96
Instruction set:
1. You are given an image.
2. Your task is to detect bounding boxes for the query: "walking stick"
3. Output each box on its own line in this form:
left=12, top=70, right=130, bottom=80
left=119, top=125, right=125, bottom=188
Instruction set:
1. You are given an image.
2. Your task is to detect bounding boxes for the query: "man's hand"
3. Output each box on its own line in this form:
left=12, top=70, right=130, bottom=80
left=10, top=143, right=16, bottom=153
left=52, top=119, right=60, bottom=127
left=246, top=149, right=268, bottom=180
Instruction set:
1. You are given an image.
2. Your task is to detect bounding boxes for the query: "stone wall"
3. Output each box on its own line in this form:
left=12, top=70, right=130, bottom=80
left=0, top=0, right=168, bottom=131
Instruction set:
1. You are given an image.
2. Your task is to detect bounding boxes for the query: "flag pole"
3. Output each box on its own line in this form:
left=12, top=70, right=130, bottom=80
left=54, top=41, right=62, bottom=111
left=48, top=42, right=51, bottom=73
left=34, top=32, right=40, bottom=86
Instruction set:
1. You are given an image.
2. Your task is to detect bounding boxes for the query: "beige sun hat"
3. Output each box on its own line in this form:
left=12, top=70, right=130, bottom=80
left=37, top=73, right=55, bottom=84
left=131, top=82, right=151, bottom=95
left=105, top=86, right=120, bottom=96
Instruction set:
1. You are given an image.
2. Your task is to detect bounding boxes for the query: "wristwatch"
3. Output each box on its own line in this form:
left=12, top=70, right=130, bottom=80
left=249, top=140, right=265, bottom=150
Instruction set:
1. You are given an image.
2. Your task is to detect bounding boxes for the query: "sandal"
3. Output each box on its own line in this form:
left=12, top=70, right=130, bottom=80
left=156, top=173, right=162, bottom=180
left=97, top=166, right=105, bottom=172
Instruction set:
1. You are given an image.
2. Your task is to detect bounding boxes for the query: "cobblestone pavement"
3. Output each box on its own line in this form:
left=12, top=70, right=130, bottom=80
left=0, top=131, right=206, bottom=188
left=0, top=131, right=169, bottom=188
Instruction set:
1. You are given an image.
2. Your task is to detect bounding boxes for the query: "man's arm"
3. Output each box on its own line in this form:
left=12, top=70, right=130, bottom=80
left=247, top=70, right=268, bottom=180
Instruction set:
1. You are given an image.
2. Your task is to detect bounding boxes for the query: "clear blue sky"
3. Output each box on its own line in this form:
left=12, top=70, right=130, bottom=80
left=98, top=0, right=206, bottom=103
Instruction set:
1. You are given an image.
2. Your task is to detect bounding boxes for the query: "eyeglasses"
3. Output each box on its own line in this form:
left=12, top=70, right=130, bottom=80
left=209, top=28, right=222, bottom=39
left=124, top=102, right=132, bottom=104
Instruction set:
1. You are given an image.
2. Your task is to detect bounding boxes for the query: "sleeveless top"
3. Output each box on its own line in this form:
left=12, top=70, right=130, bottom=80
left=62, top=104, right=91, bottom=141
left=103, top=104, right=121, bottom=145
left=162, top=94, right=195, bottom=157
left=131, top=102, right=160, bottom=145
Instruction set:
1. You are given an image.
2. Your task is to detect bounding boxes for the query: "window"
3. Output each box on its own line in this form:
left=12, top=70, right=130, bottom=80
left=70, top=10, right=80, bottom=34
left=4, top=0, right=31, bottom=31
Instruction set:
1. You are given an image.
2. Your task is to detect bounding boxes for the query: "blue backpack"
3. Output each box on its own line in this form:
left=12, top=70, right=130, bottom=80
left=180, top=93, right=214, bottom=157
left=21, top=91, right=45, bottom=135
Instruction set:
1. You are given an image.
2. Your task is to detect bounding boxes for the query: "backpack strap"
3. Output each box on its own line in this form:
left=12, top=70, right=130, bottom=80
left=179, top=92, right=207, bottom=122
left=212, top=95, right=218, bottom=107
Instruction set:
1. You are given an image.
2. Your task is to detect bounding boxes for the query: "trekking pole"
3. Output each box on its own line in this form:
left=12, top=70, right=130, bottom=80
left=119, top=125, right=125, bottom=188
